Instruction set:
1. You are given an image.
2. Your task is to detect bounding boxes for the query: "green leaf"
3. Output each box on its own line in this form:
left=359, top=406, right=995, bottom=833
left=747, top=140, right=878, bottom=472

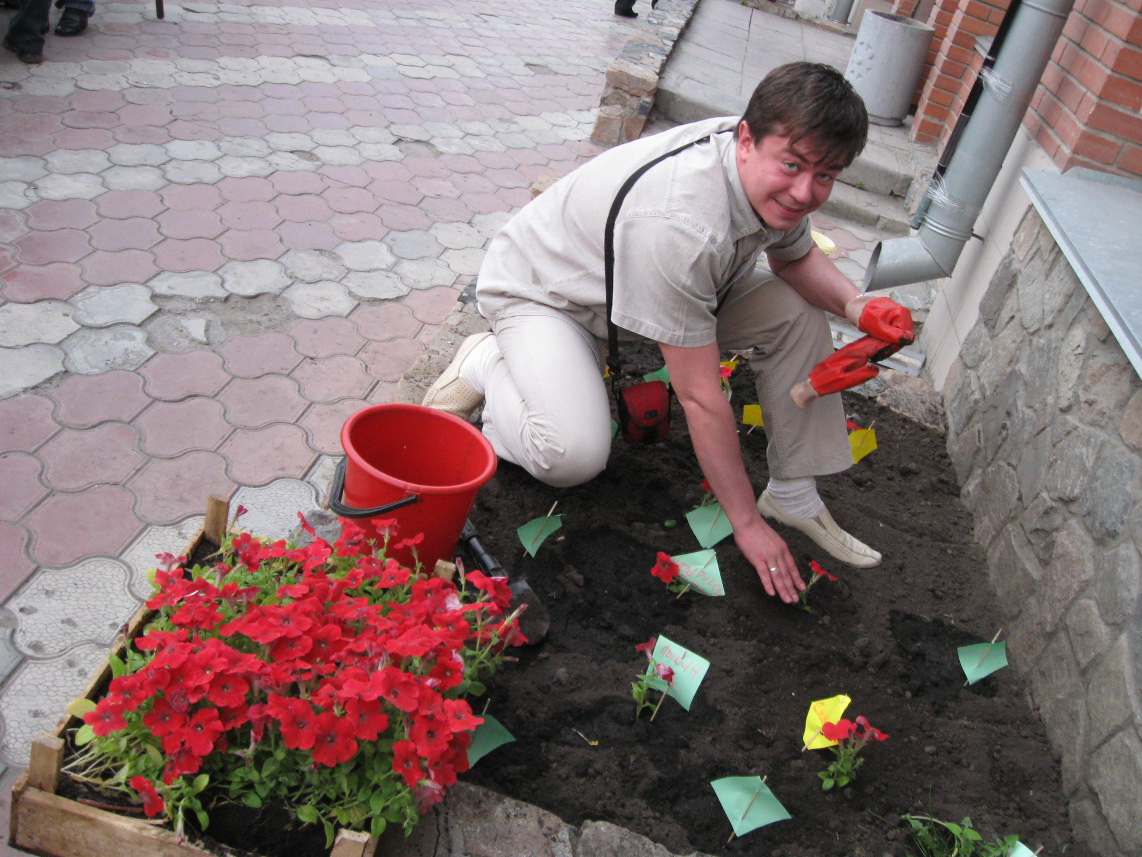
left=821, top=777, right=834, bottom=791
left=145, top=744, right=163, bottom=765
left=107, top=652, right=126, bottom=679
left=196, top=809, right=210, bottom=830
left=296, top=805, right=318, bottom=824
left=192, top=774, right=209, bottom=794
left=241, top=792, right=263, bottom=809
left=369, top=815, right=388, bottom=838
left=67, top=698, right=96, bottom=718
left=466, top=680, right=486, bottom=696
left=369, top=792, right=387, bottom=814
left=73, top=723, right=96, bottom=746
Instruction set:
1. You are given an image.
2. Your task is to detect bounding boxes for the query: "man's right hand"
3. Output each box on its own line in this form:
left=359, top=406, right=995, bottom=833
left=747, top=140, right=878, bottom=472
left=733, top=518, right=804, bottom=604
left=845, top=295, right=914, bottom=346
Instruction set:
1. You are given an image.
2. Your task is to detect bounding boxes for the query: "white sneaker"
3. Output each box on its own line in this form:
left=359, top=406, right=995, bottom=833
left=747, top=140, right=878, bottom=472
left=421, top=332, right=492, bottom=419
left=757, top=489, right=882, bottom=568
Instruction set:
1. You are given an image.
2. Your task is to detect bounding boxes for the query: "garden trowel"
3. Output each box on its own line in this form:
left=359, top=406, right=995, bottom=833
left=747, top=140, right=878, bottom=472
left=459, top=519, right=550, bottom=644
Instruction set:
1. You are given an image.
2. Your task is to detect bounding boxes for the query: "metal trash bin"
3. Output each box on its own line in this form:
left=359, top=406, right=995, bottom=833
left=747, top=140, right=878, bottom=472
left=844, top=11, right=936, bottom=126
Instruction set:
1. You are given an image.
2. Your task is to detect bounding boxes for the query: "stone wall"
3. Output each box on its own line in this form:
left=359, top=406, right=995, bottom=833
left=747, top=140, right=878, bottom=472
left=942, top=206, right=1142, bottom=857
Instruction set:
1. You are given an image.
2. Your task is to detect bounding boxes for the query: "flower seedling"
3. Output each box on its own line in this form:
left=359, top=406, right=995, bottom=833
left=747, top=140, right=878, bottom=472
left=631, top=637, right=675, bottom=721
left=718, top=357, right=738, bottom=399
left=901, top=814, right=1022, bottom=857
left=796, top=560, right=838, bottom=612
left=817, top=715, right=888, bottom=790
left=650, top=551, right=690, bottom=598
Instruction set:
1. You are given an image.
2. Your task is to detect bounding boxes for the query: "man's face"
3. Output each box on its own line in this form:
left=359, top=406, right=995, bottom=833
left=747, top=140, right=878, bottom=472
left=735, top=121, right=844, bottom=231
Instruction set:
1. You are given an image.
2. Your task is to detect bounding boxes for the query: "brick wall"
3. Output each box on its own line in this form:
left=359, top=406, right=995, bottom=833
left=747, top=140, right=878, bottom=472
left=897, top=0, right=1141, bottom=178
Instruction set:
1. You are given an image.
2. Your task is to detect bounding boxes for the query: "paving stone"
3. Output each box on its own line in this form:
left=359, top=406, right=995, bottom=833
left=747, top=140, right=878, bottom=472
left=221, top=424, right=316, bottom=486
left=24, top=483, right=141, bottom=567
left=121, top=516, right=205, bottom=599
left=232, top=478, right=322, bottom=541
left=280, top=248, right=348, bottom=283
left=218, top=375, right=306, bottom=429
left=0, top=344, right=65, bottom=399
left=334, top=239, right=396, bottom=272
left=129, top=449, right=236, bottom=525
left=219, top=258, right=291, bottom=297
left=43, top=149, right=112, bottom=175
left=33, top=172, right=106, bottom=201
left=344, top=270, right=410, bottom=301
left=99, top=164, right=169, bottom=192
left=148, top=269, right=227, bottom=299
left=49, top=369, right=150, bottom=428
left=0, top=453, right=46, bottom=522
left=61, top=325, right=154, bottom=375
left=0, top=301, right=79, bottom=347
left=38, top=423, right=143, bottom=492
left=282, top=280, right=358, bottom=319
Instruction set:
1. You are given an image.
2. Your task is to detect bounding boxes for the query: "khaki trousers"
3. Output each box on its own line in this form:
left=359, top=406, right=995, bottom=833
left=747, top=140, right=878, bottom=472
left=479, top=268, right=853, bottom=488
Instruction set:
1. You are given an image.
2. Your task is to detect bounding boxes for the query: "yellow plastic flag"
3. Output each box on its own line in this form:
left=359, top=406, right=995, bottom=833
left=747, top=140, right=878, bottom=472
left=742, top=404, right=764, bottom=428
left=802, top=694, right=851, bottom=750
left=811, top=230, right=836, bottom=254
left=849, top=428, right=877, bottom=463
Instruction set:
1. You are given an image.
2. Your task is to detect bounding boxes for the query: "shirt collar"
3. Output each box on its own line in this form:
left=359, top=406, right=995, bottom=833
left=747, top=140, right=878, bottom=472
left=719, top=133, right=777, bottom=242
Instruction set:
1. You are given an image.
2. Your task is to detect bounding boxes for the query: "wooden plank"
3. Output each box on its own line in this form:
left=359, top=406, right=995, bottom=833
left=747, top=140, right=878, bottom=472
left=11, top=785, right=218, bottom=857
left=433, top=559, right=457, bottom=582
left=329, top=828, right=376, bottom=857
left=203, top=494, right=230, bottom=545
left=27, top=733, right=64, bottom=793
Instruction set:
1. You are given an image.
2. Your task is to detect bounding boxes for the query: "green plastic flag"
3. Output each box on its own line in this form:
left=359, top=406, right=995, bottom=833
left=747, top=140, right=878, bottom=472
left=1007, top=843, right=1037, bottom=857
left=802, top=694, right=851, bottom=750
left=643, top=366, right=670, bottom=384
left=849, top=427, right=877, bottom=463
left=648, top=635, right=710, bottom=711
left=711, top=776, right=791, bottom=837
left=517, top=514, right=563, bottom=557
left=467, top=715, right=515, bottom=767
left=672, top=549, right=724, bottom=596
left=958, top=640, right=1008, bottom=685
left=685, top=503, right=733, bottom=548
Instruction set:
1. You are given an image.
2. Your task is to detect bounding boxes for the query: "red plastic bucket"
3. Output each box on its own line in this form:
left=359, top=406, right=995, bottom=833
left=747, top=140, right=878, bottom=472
left=330, top=404, right=497, bottom=570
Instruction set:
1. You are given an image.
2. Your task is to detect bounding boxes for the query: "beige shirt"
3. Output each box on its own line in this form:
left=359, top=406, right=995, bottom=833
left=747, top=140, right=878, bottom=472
left=476, top=117, right=814, bottom=348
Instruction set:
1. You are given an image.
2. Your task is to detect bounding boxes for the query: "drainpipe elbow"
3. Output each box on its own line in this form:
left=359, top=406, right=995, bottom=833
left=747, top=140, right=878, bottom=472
left=862, top=234, right=956, bottom=292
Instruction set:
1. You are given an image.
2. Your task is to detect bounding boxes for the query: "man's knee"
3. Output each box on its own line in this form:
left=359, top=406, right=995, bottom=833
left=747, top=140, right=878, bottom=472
left=528, top=432, right=610, bottom=488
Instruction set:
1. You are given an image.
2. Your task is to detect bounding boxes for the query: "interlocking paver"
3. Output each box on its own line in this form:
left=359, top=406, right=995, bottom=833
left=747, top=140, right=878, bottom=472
left=221, top=424, right=316, bottom=486
left=0, top=454, right=46, bottom=522
left=23, top=484, right=141, bottom=567
left=128, top=450, right=236, bottom=526
left=49, top=370, right=150, bottom=428
left=0, top=523, right=35, bottom=603
left=139, top=349, right=230, bottom=401
left=38, top=424, right=143, bottom=492
left=218, top=375, right=306, bottom=428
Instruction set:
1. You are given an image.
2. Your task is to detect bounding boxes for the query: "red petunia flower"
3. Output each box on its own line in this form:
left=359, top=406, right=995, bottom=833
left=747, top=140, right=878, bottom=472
left=392, top=739, right=422, bottom=789
left=310, top=711, right=358, bottom=768
left=855, top=715, right=889, bottom=741
left=85, top=699, right=127, bottom=736
left=809, top=560, right=838, bottom=582
left=183, top=707, right=225, bottom=757
left=343, top=697, right=389, bottom=742
left=650, top=552, right=680, bottom=584
left=268, top=695, right=318, bottom=751
left=129, top=775, right=165, bottom=817
left=654, top=663, right=675, bottom=685
left=375, top=666, right=424, bottom=714
left=635, top=637, right=657, bottom=660
left=142, top=698, right=187, bottom=738
left=409, top=713, right=452, bottom=760
left=465, top=570, right=513, bottom=611
left=440, top=698, right=482, bottom=734
left=206, top=673, right=250, bottom=708
left=821, top=718, right=855, bottom=742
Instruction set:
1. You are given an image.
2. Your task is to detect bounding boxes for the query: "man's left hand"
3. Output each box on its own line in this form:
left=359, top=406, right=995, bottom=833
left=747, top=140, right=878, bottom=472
left=846, top=296, right=914, bottom=346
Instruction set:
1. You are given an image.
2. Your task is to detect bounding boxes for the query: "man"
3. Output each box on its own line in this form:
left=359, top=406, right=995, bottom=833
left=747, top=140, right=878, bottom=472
left=422, top=63, right=913, bottom=603
left=53, top=0, right=90, bottom=35
left=2, top=0, right=50, bottom=63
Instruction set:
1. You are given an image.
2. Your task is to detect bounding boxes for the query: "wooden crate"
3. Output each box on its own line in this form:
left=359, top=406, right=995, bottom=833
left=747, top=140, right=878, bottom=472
left=8, top=496, right=380, bottom=857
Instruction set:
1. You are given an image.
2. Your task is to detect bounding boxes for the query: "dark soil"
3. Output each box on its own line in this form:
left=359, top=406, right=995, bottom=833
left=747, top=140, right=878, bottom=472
left=456, top=350, right=1094, bottom=857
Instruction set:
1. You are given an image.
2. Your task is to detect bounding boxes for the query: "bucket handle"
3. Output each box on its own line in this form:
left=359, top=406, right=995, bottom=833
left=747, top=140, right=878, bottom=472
left=328, top=457, right=420, bottom=519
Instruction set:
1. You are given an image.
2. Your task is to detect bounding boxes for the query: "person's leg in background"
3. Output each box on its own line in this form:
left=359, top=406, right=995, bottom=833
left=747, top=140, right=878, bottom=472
left=3, top=0, right=52, bottom=63
left=54, top=0, right=91, bottom=35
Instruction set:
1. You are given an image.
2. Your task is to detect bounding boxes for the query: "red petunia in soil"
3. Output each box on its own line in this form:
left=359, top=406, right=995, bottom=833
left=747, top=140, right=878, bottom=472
left=797, top=559, right=839, bottom=612
left=650, top=551, right=690, bottom=597
left=128, top=775, right=165, bottom=817
left=818, top=713, right=889, bottom=791
left=631, top=640, right=675, bottom=722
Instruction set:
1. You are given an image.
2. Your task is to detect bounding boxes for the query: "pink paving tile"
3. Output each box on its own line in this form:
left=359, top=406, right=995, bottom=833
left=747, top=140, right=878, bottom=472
left=483, top=167, right=531, bottom=189
left=377, top=204, right=433, bottom=232
left=139, top=350, right=230, bottom=400
left=421, top=197, right=475, bottom=224
left=87, top=217, right=163, bottom=252
left=38, top=423, right=144, bottom=492
left=59, top=109, right=118, bottom=130
left=12, top=95, right=71, bottom=115
left=0, top=394, right=56, bottom=452
left=274, top=194, right=335, bottom=223
left=217, top=375, right=306, bottom=429
left=52, top=127, right=117, bottom=150
left=0, top=522, right=35, bottom=603
left=220, top=423, right=315, bottom=486
left=276, top=221, right=340, bottom=251
left=307, top=113, right=350, bottom=132
left=439, top=154, right=485, bottom=175
left=297, top=398, right=370, bottom=455
left=357, top=339, right=427, bottom=383
left=13, top=229, right=93, bottom=265
left=81, top=249, right=160, bottom=286
left=6, top=113, right=64, bottom=136
left=318, top=166, right=371, bottom=190
left=24, top=198, right=99, bottom=231
left=0, top=248, right=14, bottom=276
left=0, top=133, right=52, bottom=158
left=321, top=187, right=378, bottom=215
left=69, top=90, right=126, bottom=112
left=167, top=120, right=223, bottom=142
left=218, top=200, right=282, bottom=231
left=402, top=156, right=451, bottom=180
left=135, top=397, right=232, bottom=457
left=269, top=171, right=329, bottom=196
left=217, top=118, right=270, bottom=138
left=161, top=184, right=223, bottom=211
left=156, top=209, right=226, bottom=241
left=1, top=262, right=87, bottom=302
left=351, top=302, right=423, bottom=342
left=119, top=104, right=175, bottom=127
left=150, top=238, right=225, bottom=274
left=94, top=189, right=166, bottom=219
left=264, top=115, right=312, bottom=134
left=290, top=317, right=365, bottom=359
left=111, top=126, right=171, bottom=146
left=129, top=450, right=235, bottom=526
left=369, top=180, right=424, bottom=206
left=218, top=230, right=287, bottom=262
left=362, top=161, right=414, bottom=183
left=217, top=330, right=301, bottom=379
left=0, top=452, right=47, bottom=520
left=403, top=285, right=464, bottom=325
left=497, top=187, right=532, bottom=209
left=215, top=177, right=277, bottom=203
left=328, top=213, right=388, bottom=243
left=24, top=484, right=142, bottom=567
left=290, top=355, right=374, bottom=403
left=50, top=370, right=150, bottom=427
left=364, top=381, right=399, bottom=405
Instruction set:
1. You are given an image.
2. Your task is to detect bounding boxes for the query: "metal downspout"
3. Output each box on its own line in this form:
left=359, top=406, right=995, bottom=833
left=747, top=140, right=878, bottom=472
left=863, top=0, right=1075, bottom=291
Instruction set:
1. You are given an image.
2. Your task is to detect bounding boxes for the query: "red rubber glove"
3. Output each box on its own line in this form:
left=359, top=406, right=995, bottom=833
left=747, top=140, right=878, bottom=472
left=856, top=297, right=914, bottom=346
left=808, top=335, right=898, bottom=397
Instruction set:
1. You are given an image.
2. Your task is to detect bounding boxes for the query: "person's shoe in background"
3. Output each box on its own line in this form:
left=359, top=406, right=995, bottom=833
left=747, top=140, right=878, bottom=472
left=53, top=5, right=87, bottom=34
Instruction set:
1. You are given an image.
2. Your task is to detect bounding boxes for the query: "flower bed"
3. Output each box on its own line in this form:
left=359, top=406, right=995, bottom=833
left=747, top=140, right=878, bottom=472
left=10, top=495, right=523, bottom=857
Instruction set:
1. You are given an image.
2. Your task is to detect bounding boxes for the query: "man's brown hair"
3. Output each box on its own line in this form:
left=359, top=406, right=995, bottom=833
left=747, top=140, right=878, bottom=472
left=738, top=62, right=868, bottom=167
